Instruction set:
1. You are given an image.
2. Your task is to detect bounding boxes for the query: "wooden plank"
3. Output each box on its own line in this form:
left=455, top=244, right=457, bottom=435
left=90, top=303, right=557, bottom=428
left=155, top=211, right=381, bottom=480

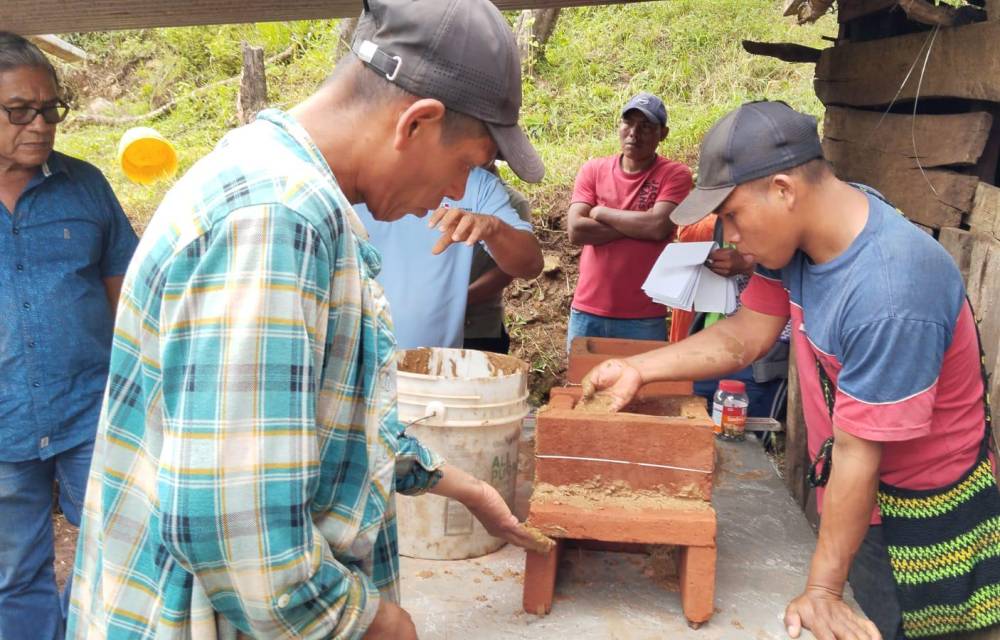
left=837, top=0, right=898, bottom=23
left=784, top=345, right=810, bottom=510
left=823, top=139, right=978, bottom=228
left=27, top=35, right=88, bottom=63
left=938, top=226, right=976, bottom=286
left=4, top=0, right=652, bottom=35
left=989, top=0, right=1000, bottom=21
left=823, top=107, right=993, bottom=168
left=967, top=182, right=1000, bottom=241
left=816, top=21, right=1000, bottom=107
left=966, top=234, right=1000, bottom=373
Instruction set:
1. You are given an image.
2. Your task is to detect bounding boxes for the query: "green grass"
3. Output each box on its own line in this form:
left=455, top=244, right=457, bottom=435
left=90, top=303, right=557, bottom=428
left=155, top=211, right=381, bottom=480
left=54, top=1, right=835, bottom=228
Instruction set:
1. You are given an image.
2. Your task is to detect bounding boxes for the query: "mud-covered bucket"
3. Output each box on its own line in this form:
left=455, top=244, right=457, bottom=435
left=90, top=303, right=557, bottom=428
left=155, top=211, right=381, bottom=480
left=396, top=347, right=529, bottom=559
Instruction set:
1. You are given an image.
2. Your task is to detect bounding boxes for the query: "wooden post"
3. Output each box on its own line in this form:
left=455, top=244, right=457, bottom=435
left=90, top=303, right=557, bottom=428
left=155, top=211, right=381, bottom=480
left=334, top=17, right=358, bottom=61
left=237, top=42, right=266, bottom=126
left=988, top=0, right=1000, bottom=21
left=784, top=343, right=810, bottom=509
left=514, top=8, right=561, bottom=73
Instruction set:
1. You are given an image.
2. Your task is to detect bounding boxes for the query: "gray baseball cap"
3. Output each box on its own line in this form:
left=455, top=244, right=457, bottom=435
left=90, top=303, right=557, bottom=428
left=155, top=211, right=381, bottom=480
left=351, top=0, right=545, bottom=183
left=621, top=92, right=668, bottom=128
left=670, top=101, right=823, bottom=225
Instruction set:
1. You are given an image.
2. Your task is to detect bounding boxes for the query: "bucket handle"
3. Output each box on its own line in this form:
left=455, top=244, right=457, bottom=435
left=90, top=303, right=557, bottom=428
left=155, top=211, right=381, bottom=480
left=403, top=400, right=446, bottom=429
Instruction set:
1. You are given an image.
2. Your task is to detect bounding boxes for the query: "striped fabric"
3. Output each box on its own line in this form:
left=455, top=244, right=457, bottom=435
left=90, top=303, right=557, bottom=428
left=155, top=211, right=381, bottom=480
left=67, top=110, right=443, bottom=639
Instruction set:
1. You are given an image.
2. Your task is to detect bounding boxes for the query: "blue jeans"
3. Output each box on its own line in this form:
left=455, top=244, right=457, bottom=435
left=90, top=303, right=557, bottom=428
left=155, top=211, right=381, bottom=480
left=566, top=309, right=667, bottom=352
left=0, top=439, right=94, bottom=640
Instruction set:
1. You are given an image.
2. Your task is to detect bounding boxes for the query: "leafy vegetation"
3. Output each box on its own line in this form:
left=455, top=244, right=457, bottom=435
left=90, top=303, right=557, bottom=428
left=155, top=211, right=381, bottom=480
left=56, top=1, right=833, bottom=228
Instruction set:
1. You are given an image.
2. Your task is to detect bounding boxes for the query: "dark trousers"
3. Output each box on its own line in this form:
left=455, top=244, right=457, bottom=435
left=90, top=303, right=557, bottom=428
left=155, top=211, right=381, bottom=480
left=463, top=326, right=511, bottom=355
left=848, top=525, right=906, bottom=640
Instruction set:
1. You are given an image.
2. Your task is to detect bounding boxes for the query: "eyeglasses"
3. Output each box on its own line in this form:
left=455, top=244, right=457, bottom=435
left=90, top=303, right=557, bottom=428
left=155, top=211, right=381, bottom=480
left=1, top=101, right=70, bottom=125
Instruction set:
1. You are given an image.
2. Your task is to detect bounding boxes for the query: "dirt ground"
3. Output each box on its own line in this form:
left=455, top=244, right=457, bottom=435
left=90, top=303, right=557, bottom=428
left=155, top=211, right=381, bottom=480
left=53, top=512, right=77, bottom=591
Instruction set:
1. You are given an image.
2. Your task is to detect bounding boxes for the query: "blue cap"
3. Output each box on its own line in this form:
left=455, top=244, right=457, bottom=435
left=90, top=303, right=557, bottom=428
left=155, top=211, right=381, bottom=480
left=621, top=92, right=668, bottom=128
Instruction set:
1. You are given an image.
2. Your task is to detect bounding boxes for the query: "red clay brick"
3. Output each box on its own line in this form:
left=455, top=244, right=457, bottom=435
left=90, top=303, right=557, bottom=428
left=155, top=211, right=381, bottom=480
left=678, top=545, right=717, bottom=624
left=548, top=386, right=708, bottom=417
left=566, top=336, right=693, bottom=396
left=522, top=539, right=563, bottom=615
left=527, top=498, right=717, bottom=547
left=535, top=407, right=715, bottom=497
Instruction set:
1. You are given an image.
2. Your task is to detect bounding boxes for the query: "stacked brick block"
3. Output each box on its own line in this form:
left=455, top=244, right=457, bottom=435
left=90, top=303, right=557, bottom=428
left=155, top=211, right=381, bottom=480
left=523, top=337, right=718, bottom=628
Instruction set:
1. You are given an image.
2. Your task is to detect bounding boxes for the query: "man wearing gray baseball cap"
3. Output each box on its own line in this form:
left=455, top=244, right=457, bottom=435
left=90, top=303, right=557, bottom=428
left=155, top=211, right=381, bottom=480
left=67, top=2, right=547, bottom=639
left=583, top=101, right=997, bottom=640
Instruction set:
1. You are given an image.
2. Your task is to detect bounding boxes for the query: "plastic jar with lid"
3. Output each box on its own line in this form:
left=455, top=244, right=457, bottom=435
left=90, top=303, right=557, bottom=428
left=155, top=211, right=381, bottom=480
left=711, top=379, right=749, bottom=441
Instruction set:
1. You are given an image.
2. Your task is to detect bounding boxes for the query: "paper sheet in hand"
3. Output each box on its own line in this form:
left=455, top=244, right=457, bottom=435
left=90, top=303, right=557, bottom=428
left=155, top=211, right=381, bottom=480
left=642, top=241, right=738, bottom=313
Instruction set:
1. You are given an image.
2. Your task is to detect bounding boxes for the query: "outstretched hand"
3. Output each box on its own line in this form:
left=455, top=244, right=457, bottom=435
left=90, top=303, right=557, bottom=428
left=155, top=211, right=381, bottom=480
left=428, top=206, right=498, bottom=255
left=466, top=480, right=553, bottom=553
left=580, top=358, right=644, bottom=413
left=784, top=588, right=881, bottom=640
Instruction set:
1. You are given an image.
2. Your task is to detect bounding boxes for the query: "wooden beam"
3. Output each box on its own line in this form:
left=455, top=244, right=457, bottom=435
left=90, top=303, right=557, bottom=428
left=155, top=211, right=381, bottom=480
left=967, top=182, right=1000, bottom=241
left=898, top=0, right=985, bottom=28
left=816, top=20, right=1000, bottom=107
left=967, top=234, right=1000, bottom=378
left=742, top=40, right=823, bottom=64
left=26, top=35, right=88, bottom=63
left=784, top=345, right=810, bottom=510
left=837, top=0, right=898, bottom=23
left=3, top=0, right=652, bottom=35
left=938, top=227, right=976, bottom=287
left=823, top=139, right=978, bottom=229
left=823, top=107, right=993, bottom=168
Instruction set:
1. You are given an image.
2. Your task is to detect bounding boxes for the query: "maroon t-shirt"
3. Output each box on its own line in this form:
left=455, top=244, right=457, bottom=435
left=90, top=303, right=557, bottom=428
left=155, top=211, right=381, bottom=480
left=571, top=154, right=693, bottom=318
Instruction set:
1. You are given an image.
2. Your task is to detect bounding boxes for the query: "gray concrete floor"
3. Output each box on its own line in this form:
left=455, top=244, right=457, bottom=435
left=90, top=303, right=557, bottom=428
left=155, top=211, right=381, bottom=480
left=400, top=438, right=832, bottom=639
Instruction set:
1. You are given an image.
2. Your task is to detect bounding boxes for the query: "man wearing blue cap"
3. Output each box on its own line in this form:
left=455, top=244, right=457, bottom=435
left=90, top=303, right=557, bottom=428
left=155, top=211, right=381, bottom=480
left=583, top=101, right=999, bottom=640
left=566, top=92, right=692, bottom=349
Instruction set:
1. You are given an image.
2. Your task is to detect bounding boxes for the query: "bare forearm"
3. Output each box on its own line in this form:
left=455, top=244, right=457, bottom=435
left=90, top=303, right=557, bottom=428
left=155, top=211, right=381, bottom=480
left=429, top=464, right=486, bottom=504
left=592, top=205, right=675, bottom=241
left=568, top=215, right=625, bottom=246
left=468, top=267, right=514, bottom=306
left=483, top=227, right=543, bottom=279
left=807, top=433, right=881, bottom=594
left=626, top=309, right=781, bottom=383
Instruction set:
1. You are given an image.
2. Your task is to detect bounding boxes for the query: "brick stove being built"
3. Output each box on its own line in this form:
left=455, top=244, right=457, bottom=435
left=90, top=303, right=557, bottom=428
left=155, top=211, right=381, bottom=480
left=523, top=337, right=719, bottom=628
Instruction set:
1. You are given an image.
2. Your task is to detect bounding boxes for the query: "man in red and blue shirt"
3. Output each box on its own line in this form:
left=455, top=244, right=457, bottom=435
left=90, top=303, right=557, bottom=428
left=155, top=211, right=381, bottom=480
left=583, top=101, right=987, bottom=640
left=566, top=93, right=692, bottom=348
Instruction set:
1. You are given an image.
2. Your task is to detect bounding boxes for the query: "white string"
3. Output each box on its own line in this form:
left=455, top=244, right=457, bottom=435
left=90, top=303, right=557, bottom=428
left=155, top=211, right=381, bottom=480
left=534, top=454, right=712, bottom=475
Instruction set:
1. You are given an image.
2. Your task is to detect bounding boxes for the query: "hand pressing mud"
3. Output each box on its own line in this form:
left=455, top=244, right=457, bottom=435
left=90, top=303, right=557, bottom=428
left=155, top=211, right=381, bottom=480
left=573, top=392, right=618, bottom=412
left=520, top=524, right=556, bottom=554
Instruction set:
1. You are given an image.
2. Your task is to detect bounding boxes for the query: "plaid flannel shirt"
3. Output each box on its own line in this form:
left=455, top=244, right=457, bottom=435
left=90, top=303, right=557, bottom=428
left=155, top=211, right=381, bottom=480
left=67, top=110, right=443, bottom=639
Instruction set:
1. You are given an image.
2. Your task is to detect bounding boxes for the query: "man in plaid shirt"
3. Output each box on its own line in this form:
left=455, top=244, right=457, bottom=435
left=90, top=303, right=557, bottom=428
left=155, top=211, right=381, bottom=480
left=67, top=1, right=545, bottom=638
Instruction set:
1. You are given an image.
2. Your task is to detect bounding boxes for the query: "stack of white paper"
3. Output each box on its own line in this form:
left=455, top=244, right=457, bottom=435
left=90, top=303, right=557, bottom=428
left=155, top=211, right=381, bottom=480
left=642, top=241, right=738, bottom=314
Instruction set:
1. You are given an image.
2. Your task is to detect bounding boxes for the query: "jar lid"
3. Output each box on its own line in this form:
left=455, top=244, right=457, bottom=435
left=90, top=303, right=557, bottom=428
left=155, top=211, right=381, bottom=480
left=719, top=379, right=747, bottom=393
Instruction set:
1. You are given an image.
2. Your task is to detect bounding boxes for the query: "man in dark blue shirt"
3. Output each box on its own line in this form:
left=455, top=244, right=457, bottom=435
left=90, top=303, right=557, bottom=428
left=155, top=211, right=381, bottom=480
left=0, top=32, right=138, bottom=640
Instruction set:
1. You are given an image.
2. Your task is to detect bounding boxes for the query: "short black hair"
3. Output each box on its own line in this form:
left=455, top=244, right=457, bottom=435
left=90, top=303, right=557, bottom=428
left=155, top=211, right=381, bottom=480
left=330, top=54, right=486, bottom=144
left=0, top=32, right=60, bottom=91
left=748, top=157, right=831, bottom=190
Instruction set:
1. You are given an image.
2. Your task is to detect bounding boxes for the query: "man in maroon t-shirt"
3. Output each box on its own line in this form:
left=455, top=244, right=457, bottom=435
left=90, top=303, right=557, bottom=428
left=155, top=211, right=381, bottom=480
left=566, top=92, right=692, bottom=349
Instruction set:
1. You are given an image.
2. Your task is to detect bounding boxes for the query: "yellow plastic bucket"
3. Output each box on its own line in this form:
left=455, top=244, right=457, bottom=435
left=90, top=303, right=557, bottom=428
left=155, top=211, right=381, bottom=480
left=117, top=127, right=178, bottom=185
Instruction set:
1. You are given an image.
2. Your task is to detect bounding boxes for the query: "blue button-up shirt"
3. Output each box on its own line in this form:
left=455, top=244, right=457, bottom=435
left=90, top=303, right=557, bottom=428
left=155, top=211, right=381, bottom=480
left=0, top=151, right=138, bottom=462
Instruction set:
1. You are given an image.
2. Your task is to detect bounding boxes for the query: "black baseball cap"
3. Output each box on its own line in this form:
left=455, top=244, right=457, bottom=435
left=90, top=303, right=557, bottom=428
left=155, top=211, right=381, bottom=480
left=670, top=101, right=823, bottom=225
left=621, top=92, right=668, bottom=128
left=351, top=0, right=545, bottom=183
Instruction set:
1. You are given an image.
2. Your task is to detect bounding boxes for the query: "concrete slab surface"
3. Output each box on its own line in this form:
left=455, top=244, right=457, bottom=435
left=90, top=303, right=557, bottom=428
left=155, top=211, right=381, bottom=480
left=399, top=438, right=829, bottom=639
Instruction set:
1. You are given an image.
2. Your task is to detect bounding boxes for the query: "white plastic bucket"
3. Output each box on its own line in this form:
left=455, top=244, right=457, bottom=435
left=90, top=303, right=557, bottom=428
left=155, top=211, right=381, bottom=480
left=396, top=348, right=529, bottom=560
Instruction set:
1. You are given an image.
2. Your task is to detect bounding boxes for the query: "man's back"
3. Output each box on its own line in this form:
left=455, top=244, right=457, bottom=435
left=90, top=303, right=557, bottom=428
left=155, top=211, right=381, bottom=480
left=69, top=110, right=421, bottom=639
